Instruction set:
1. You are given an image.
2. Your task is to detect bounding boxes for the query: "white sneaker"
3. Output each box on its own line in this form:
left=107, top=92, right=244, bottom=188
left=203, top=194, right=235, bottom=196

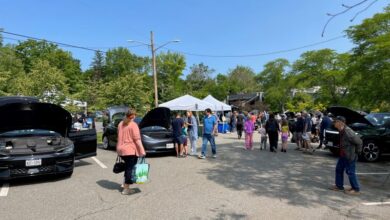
left=212, top=154, right=217, bottom=158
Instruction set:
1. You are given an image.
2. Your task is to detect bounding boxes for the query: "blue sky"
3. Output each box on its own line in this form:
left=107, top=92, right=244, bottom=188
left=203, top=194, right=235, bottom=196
left=1, top=0, right=388, bottom=76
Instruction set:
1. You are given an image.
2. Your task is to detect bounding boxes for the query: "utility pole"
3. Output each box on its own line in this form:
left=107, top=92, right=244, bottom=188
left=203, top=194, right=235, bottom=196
left=150, top=31, right=158, bottom=108
left=127, top=32, right=179, bottom=108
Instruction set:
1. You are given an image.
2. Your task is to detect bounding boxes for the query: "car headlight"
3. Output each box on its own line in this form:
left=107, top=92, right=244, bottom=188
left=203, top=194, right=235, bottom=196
left=57, top=143, right=74, bottom=154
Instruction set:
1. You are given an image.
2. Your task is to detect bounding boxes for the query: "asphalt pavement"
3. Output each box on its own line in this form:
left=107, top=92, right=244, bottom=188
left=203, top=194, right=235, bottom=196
left=1, top=132, right=389, bottom=220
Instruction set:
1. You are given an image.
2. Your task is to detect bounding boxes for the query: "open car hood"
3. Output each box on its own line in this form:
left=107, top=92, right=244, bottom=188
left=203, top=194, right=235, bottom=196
left=327, top=106, right=373, bottom=126
left=0, top=102, right=72, bottom=136
left=138, top=107, right=171, bottom=129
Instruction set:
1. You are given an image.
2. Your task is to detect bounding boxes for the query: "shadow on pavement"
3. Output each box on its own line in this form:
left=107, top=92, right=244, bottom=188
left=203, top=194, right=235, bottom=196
left=96, top=179, right=122, bottom=191
left=200, top=141, right=389, bottom=219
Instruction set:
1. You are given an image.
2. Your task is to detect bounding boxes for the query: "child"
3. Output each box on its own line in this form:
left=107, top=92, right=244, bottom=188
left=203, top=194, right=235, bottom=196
left=244, top=117, right=255, bottom=150
left=181, top=125, right=188, bottom=157
left=259, top=124, right=267, bottom=150
left=281, top=119, right=290, bottom=152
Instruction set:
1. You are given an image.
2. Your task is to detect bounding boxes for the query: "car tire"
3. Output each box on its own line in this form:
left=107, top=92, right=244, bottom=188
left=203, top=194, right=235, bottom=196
left=360, top=140, right=381, bottom=162
left=102, top=136, right=110, bottom=150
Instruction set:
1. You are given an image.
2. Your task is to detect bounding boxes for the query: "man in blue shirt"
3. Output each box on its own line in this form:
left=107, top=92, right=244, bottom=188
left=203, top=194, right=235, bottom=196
left=199, top=108, right=218, bottom=159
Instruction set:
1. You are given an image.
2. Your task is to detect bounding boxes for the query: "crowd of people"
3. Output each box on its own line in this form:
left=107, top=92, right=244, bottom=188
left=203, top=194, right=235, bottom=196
left=115, top=107, right=362, bottom=196
left=227, top=110, right=335, bottom=154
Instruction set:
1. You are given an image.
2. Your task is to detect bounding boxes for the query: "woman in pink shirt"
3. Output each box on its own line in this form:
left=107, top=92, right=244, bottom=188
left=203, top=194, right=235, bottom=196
left=116, top=108, right=146, bottom=195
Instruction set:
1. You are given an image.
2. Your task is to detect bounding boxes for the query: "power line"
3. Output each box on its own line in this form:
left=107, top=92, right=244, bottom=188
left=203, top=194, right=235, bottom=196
left=1, top=30, right=104, bottom=53
left=1, top=30, right=346, bottom=59
left=162, top=35, right=346, bottom=58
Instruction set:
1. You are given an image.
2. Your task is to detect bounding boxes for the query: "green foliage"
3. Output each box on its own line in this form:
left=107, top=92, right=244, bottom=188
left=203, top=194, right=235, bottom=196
left=105, top=47, right=150, bottom=79
left=156, top=51, right=186, bottom=102
left=346, top=6, right=390, bottom=111
left=226, top=65, right=258, bottom=94
left=0, top=46, right=25, bottom=96
left=100, top=72, right=152, bottom=115
left=14, top=40, right=82, bottom=94
left=13, top=60, right=69, bottom=104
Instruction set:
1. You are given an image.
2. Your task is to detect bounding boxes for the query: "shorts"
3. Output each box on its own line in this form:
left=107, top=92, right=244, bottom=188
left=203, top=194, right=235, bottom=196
left=173, top=136, right=184, bottom=145
left=294, top=132, right=302, bottom=142
left=281, top=133, right=289, bottom=142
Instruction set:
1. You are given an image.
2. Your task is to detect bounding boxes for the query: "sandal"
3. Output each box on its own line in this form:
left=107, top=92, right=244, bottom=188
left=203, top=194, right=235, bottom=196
left=328, top=185, right=344, bottom=191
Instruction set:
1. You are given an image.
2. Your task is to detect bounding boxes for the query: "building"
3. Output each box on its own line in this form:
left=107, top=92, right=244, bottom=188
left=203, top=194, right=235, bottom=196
left=227, top=92, right=266, bottom=112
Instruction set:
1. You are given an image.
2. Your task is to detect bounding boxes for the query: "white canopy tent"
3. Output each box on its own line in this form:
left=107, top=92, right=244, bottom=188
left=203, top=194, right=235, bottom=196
left=159, top=94, right=214, bottom=111
left=203, top=95, right=231, bottom=111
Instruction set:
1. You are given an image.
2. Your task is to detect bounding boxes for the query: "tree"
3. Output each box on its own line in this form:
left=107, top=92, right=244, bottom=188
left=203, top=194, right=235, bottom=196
left=90, top=51, right=105, bottom=81
left=258, top=59, right=291, bottom=111
left=226, top=65, right=258, bottom=94
left=13, top=60, right=69, bottom=104
left=346, top=5, right=390, bottom=111
left=14, top=40, right=83, bottom=94
left=105, top=47, right=150, bottom=79
left=156, top=51, right=186, bottom=102
left=0, top=46, right=25, bottom=96
left=291, top=49, right=349, bottom=106
left=101, top=72, right=152, bottom=114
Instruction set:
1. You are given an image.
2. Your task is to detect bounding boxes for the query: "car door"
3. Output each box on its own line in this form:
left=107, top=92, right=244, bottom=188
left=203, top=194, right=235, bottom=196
left=105, top=121, right=119, bottom=147
left=69, top=128, right=97, bottom=160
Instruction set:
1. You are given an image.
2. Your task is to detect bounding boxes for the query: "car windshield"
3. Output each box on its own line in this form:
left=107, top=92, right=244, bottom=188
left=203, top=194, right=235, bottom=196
left=365, top=113, right=390, bottom=126
left=0, top=129, right=58, bottom=138
left=112, top=112, right=125, bottom=122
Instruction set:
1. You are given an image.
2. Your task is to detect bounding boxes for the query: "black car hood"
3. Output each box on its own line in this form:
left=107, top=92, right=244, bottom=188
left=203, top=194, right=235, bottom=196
left=138, top=107, right=171, bottom=129
left=327, top=106, right=373, bottom=126
left=0, top=102, right=72, bottom=136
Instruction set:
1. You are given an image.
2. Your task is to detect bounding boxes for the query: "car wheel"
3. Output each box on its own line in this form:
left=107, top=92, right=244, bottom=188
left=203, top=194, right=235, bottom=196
left=102, top=136, right=110, bottom=150
left=361, top=141, right=380, bottom=162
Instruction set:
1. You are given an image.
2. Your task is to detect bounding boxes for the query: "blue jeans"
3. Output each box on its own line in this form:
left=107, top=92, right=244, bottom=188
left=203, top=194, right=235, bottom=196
left=201, top=133, right=216, bottom=156
left=335, top=157, right=360, bottom=191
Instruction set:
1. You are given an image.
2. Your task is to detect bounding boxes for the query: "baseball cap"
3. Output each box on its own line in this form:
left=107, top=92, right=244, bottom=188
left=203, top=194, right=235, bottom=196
left=334, top=116, right=346, bottom=123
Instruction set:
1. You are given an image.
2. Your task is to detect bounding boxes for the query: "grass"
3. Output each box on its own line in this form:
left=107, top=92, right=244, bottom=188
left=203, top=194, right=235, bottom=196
left=97, top=132, right=103, bottom=144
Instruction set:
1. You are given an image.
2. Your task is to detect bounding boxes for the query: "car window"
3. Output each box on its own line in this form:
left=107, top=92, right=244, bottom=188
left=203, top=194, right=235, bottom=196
left=141, top=126, right=167, bottom=132
left=0, top=129, right=59, bottom=137
left=365, top=113, right=390, bottom=126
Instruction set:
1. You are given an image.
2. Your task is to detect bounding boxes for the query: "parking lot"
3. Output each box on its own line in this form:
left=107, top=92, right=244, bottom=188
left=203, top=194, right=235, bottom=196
left=1, top=132, right=389, bottom=220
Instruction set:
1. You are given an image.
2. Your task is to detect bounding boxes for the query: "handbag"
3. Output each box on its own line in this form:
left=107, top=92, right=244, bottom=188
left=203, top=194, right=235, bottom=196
left=113, top=156, right=126, bottom=174
left=131, top=157, right=150, bottom=184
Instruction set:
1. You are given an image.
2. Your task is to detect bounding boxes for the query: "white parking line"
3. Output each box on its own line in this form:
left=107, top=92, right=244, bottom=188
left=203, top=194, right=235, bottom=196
left=362, top=201, right=390, bottom=206
left=0, top=183, right=9, bottom=197
left=356, top=172, right=390, bottom=175
left=91, top=157, right=107, bottom=169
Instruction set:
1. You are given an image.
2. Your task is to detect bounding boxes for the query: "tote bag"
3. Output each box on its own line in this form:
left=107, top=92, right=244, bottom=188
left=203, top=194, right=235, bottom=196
left=131, top=157, right=150, bottom=184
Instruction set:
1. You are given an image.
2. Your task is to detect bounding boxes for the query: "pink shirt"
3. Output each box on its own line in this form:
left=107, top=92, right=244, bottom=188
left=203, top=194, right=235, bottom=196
left=116, top=121, right=145, bottom=156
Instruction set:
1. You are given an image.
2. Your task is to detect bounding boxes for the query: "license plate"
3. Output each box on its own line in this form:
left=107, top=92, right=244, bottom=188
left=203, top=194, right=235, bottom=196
left=26, top=159, right=42, bottom=167
left=166, top=143, right=174, bottom=149
left=327, top=141, right=333, bottom=146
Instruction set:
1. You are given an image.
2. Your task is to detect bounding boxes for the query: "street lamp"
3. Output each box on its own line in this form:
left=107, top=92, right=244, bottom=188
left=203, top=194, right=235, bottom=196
left=127, top=31, right=180, bottom=107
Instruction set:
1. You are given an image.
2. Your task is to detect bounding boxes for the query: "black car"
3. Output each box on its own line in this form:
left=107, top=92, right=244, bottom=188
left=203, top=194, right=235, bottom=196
left=102, top=107, right=175, bottom=153
left=0, top=97, right=97, bottom=181
left=324, top=106, right=390, bottom=162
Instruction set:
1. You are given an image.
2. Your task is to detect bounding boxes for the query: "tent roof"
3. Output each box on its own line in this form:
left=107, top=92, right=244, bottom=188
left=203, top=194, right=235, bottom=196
left=159, top=94, right=214, bottom=111
left=203, top=95, right=231, bottom=111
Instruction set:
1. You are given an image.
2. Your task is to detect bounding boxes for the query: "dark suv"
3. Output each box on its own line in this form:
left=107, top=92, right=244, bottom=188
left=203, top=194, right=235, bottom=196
left=324, top=106, right=390, bottom=162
